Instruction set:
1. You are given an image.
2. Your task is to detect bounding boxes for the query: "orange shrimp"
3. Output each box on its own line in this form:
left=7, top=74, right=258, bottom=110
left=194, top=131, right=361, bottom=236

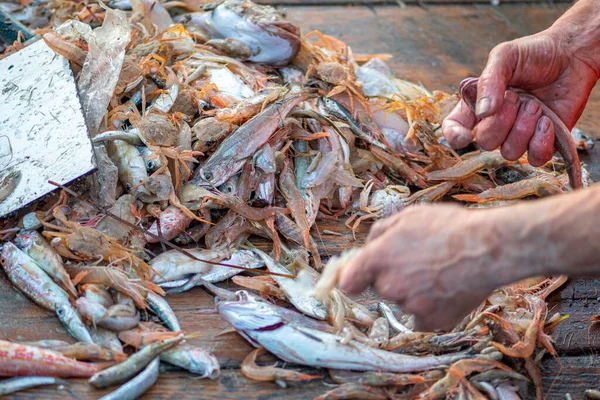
left=453, top=174, right=564, bottom=203
left=241, top=348, right=322, bottom=383
left=231, top=276, right=285, bottom=300
left=370, top=146, right=427, bottom=188
left=427, top=151, right=511, bottom=181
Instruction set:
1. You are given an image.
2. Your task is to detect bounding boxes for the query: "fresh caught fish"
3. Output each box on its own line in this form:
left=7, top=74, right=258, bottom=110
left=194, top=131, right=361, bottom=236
left=377, top=302, right=412, bottom=334
left=1, top=242, right=70, bottom=312
left=56, top=303, right=95, bottom=344
left=14, top=230, right=76, bottom=296
left=89, top=328, right=124, bottom=354
left=192, top=91, right=307, bottom=188
left=147, top=292, right=181, bottom=332
left=90, top=335, right=184, bottom=388
left=0, top=341, right=101, bottom=378
left=197, top=0, right=300, bottom=65
left=98, top=358, right=159, bottom=400
left=159, top=344, right=220, bottom=379
left=0, top=376, right=67, bottom=396
left=218, top=291, right=472, bottom=372
left=106, top=139, right=152, bottom=199
left=150, top=248, right=263, bottom=284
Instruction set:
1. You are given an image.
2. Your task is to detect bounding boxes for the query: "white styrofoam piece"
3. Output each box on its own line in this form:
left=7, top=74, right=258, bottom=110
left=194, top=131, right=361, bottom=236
left=0, top=39, right=95, bottom=217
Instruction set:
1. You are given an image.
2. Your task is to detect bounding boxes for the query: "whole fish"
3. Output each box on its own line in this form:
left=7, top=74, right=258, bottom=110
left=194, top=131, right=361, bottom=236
left=1, top=242, right=69, bottom=312
left=150, top=248, right=263, bottom=284
left=147, top=292, right=181, bottom=332
left=0, top=376, right=67, bottom=396
left=106, top=139, right=152, bottom=199
left=218, top=291, right=472, bottom=372
left=56, top=303, right=95, bottom=344
left=99, top=358, right=159, bottom=400
left=0, top=341, right=101, bottom=378
left=193, top=91, right=307, bottom=188
left=13, top=231, right=76, bottom=296
left=159, top=344, right=220, bottom=379
left=252, top=250, right=327, bottom=320
left=97, top=304, right=141, bottom=332
left=90, top=335, right=184, bottom=388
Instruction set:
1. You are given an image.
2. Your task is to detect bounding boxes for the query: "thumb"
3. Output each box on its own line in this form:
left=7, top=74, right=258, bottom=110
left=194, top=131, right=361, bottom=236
left=338, top=243, right=384, bottom=295
left=476, top=42, right=517, bottom=118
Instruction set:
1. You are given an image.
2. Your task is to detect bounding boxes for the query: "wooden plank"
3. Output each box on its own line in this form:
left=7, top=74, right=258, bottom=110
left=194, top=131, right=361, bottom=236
left=537, top=355, right=600, bottom=400
left=2, top=4, right=600, bottom=399
left=259, top=0, right=573, bottom=5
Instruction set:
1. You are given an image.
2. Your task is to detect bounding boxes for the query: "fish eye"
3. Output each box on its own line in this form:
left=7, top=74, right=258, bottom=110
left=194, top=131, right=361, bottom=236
left=225, top=185, right=233, bottom=194
left=57, top=307, right=65, bottom=315
left=126, top=183, right=132, bottom=191
left=0, top=257, right=6, bottom=266
left=205, top=141, right=215, bottom=147
left=203, top=171, right=213, bottom=181
left=146, top=161, right=155, bottom=170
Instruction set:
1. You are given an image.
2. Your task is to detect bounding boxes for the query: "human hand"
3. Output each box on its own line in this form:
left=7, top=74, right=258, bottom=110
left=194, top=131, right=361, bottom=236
left=442, top=27, right=599, bottom=167
left=338, top=204, right=531, bottom=331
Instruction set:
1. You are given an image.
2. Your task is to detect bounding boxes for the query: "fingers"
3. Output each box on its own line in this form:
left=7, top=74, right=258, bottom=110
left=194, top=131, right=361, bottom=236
left=500, top=99, right=542, bottom=160
left=366, top=212, right=402, bottom=242
left=476, top=42, right=517, bottom=118
left=442, top=100, right=477, bottom=149
left=528, top=116, right=555, bottom=166
left=474, top=90, right=520, bottom=151
left=338, top=243, right=384, bottom=295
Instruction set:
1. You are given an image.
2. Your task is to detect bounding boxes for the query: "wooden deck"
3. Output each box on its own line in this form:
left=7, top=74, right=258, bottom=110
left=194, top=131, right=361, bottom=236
left=2, top=3, right=600, bottom=399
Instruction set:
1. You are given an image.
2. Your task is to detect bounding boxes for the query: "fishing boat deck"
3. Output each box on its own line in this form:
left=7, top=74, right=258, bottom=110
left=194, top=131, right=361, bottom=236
left=2, top=3, right=600, bottom=399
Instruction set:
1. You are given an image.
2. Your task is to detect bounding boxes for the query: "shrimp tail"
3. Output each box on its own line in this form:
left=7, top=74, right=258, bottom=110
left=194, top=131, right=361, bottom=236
left=452, top=194, right=482, bottom=203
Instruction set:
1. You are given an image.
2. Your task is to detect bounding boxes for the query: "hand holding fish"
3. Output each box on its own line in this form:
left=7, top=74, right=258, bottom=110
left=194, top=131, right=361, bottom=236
left=442, top=0, right=600, bottom=167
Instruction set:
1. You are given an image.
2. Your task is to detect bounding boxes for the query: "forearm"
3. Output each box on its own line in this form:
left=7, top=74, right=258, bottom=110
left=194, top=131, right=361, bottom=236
left=550, top=0, right=600, bottom=74
left=494, top=184, right=600, bottom=280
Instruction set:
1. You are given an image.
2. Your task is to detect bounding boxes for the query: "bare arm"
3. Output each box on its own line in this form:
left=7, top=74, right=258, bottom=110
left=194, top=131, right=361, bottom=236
left=339, top=184, right=600, bottom=331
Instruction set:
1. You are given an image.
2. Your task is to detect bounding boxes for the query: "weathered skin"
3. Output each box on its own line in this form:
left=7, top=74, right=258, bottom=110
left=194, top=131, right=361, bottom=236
left=459, top=77, right=582, bottom=189
left=0, top=341, right=101, bottom=378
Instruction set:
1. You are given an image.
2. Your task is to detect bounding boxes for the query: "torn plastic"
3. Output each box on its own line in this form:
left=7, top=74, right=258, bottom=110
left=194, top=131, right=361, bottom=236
left=76, top=7, right=131, bottom=137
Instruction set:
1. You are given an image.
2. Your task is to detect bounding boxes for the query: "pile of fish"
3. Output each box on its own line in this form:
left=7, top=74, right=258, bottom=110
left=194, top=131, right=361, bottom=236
left=0, top=0, right=592, bottom=398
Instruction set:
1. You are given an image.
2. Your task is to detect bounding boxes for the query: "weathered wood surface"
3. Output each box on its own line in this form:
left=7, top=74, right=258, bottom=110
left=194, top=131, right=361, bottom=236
left=2, top=4, right=600, bottom=399
left=259, top=0, right=573, bottom=6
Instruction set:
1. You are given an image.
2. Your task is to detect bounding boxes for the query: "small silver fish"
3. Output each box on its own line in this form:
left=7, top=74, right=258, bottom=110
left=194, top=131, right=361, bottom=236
left=99, top=358, right=159, bottom=400
left=147, top=292, right=181, bottom=332
left=0, top=376, right=67, bottom=396
left=160, top=344, right=220, bottom=379
left=56, top=303, right=95, bottom=344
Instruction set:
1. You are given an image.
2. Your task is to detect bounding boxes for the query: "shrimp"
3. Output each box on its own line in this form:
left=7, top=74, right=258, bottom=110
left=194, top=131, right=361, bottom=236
left=427, top=151, right=511, bottom=181
left=453, top=174, right=565, bottom=203
left=370, top=146, right=427, bottom=188
left=231, top=275, right=285, bottom=299
left=279, top=158, right=311, bottom=247
left=241, top=347, right=321, bottom=383
left=42, top=32, right=87, bottom=68
left=315, top=383, right=390, bottom=400
left=41, top=207, right=155, bottom=283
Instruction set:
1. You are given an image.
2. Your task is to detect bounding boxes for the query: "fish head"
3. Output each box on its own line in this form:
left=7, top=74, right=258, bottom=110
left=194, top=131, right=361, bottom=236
left=188, top=348, right=221, bottom=379
left=217, top=290, right=283, bottom=331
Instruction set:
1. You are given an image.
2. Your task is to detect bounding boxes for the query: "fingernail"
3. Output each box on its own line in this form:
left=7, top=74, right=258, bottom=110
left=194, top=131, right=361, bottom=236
left=505, top=91, right=519, bottom=105
left=525, top=100, right=540, bottom=115
left=538, top=117, right=551, bottom=133
left=476, top=97, right=491, bottom=116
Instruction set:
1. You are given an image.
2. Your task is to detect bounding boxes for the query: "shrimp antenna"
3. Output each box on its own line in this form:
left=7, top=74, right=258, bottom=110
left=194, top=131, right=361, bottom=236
left=47, top=181, right=296, bottom=279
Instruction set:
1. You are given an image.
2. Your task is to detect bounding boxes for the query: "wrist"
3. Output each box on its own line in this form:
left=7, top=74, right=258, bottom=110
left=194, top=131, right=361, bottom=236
left=548, top=0, right=600, bottom=76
